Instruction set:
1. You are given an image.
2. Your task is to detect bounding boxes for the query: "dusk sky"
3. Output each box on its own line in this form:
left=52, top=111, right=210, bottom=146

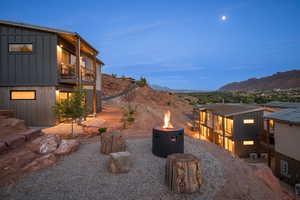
left=1, top=0, right=300, bottom=90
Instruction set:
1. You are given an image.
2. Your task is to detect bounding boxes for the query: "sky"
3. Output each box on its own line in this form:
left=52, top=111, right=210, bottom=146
left=1, top=0, right=300, bottom=90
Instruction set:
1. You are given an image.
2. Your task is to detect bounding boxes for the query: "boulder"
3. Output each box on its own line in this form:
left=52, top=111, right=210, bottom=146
left=0, top=118, right=27, bottom=130
left=54, top=139, right=80, bottom=156
left=28, top=134, right=60, bottom=154
left=0, top=150, right=38, bottom=175
left=108, top=151, right=132, bottom=173
left=19, top=128, right=41, bottom=141
left=4, top=134, right=26, bottom=149
left=0, top=141, right=8, bottom=154
left=22, top=153, right=56, bottom=172
left=82, top=126, right=99, bottom=136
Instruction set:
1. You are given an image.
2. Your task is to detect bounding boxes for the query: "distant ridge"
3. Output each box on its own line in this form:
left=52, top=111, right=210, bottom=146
left=219, top=70, right=300, bottom=91
left=150, top=84, right=205, bottom=93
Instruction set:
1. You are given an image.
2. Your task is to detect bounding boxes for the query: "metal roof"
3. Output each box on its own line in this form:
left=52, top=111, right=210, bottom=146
left=0, top=19, right=99, bottom=54
left=263, top=101, right=300, bottom=109
left=195, top=103, right=264, bottom=117
left=265, top=108, right=300, bottom=124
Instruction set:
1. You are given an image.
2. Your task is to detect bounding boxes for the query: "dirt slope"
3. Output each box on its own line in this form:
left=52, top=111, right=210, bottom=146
left=102, top=74, right=295, bottom=200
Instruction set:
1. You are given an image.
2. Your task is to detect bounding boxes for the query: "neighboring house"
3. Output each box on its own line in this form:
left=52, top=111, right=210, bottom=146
left=263, top=101, right=300, bottom=113
left=0, top=20, right=104, bottom=126
left=194, top=104, right=265, bottom=157
left=261, top=101, right=300, bottom=167
left=265, top=109, right=300, bottom=186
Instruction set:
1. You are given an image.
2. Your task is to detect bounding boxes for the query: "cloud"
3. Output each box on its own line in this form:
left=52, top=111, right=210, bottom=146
left=103, top=21, right=166, bottom=41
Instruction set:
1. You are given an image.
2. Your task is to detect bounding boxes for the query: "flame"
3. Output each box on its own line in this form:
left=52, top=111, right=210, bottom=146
left=163, top=110, right=174, bottom=129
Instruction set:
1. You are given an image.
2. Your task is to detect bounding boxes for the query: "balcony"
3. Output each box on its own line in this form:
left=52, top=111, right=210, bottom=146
left=58, top=63, right=96, bottom=85
left=81, top=67, right=95, bottom=83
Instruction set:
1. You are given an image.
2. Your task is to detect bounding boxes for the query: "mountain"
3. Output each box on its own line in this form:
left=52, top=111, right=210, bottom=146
left=150, top=84, right=205, bottom=93
left=150, top=84, right=172, bottom=91
left=219, top=70, right=300, bottom=91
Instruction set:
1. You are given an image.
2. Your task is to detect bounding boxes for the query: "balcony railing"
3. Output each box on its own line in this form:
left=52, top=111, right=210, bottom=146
left=60, top=63, right=76, bottom=79
left=81, top=67, right=95, bottom=83
left=59, top=63, right=95, bottom=83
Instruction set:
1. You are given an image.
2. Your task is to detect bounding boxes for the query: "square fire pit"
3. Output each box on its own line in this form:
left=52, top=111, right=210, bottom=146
left=152, top=127, right=184, bottom=158
left=152, top=110, right=184, bottom=158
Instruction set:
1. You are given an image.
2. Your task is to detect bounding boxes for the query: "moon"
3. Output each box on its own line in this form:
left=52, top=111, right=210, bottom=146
left=221, top=16, right=227, bottom=21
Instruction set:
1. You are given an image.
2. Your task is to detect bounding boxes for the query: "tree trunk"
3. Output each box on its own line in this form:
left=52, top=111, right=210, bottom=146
left=100, top=132, right=126, bottom=154
left=71, top=120, right=74, bottom=137
left=165, top=153, right=202, bottom=193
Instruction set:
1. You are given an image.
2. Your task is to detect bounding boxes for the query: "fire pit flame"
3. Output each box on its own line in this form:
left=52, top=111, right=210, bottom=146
left=163, top=110, right=174, bottom=129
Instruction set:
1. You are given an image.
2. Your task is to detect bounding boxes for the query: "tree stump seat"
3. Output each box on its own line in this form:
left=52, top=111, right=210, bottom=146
left=100, top=132, right=126, bottom=154
left=165, top=153, right=202, bottom=193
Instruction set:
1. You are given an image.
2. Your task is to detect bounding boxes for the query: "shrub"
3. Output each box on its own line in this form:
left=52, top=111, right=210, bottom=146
left=98, top=127, right=107, bottom=135
left=127, top=117, right=135, bottom=123
left=136, top=77, right=148, bottom=87
left=112, top=74, right=117, bottom=78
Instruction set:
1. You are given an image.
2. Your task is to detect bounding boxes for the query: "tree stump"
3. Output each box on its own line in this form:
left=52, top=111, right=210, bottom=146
left=165, top=153, right=202, bottom=193
left=100, top=132, right=126, bottom=154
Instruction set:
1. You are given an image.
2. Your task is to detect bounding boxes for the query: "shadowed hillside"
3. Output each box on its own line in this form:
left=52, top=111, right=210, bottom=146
left=220, top=70, right=300, bottom=91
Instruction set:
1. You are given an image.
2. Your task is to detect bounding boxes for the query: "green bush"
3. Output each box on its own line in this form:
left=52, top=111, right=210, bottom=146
left=112, top=74, right=117, bottom=78
left=136, top=77, right=148, bottom=87
left=127, top=117, right=135, bottom=123
left=98, top=127, right=107, bottom=135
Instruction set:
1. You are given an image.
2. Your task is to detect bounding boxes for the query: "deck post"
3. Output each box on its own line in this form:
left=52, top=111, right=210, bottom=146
left=76, top=35, right=81, bottom=87
left=267, top=119, right=271, bottom=167
left=222, top=117, right=225, bottom=148
left=92, top=54, right=97, bottom=114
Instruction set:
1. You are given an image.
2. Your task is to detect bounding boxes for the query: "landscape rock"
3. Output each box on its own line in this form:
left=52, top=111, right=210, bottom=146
left=108, top=151, right=132, bottom=173
left=54, top=139, right=80, bottom=155
left=0, top=149, right=37, bottom=177
left=22, top=153, right=56, bottom=172
left=0, top=118, right=27, bottom=130
left=19, top=128, right=41, bottom=141
left=0, top=141, right=8, bottom=154
left=4, top=134, right=26, bottom=149
left=28, top=134, right=60, bottom=154
left=82, top=126, right=99, bottom=136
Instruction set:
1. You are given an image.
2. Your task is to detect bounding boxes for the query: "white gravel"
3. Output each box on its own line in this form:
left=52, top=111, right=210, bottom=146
left=0, top=137, right=224, bottom=200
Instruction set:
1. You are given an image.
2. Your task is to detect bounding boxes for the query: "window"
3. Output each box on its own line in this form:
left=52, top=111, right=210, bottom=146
left=199, top=111, right=206, bottom=123
left=225, top=118, right=233, bottom=135
left=10, top=90, right=36, bottom=100
left=244, top=119, right=254, bottom=124
left=280, top=160, right=288, bottom=177
left=9, top=44, right=33, bottom=52
left=243, top=140, right=254, bottom=145
left=58, top=91, right=73, bottom=101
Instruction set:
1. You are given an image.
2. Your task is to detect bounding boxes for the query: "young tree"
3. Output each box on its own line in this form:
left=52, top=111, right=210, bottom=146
left=53, top=87, right=88, bottom=137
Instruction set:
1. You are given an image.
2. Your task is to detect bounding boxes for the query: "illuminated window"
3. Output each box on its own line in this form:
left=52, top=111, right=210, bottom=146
left=58, top=91, right=73, bottom=101
left=10, top=90, right=36, bottom=100
left=9, top=44, right=33, bottom=52
left=243, top=119, right=254, bottom=124
left=243, top=140, right=254, bottom=145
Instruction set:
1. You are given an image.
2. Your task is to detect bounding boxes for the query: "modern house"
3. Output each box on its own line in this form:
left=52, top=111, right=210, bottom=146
left=265, top=109, right=300, bottom=185
left=194, top=104, right=265, bottom=157
left=0, top=20, right=104, bottom=126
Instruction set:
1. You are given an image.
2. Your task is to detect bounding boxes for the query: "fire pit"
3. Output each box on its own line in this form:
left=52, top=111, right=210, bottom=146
left=152, top=111, right=184, bottom=158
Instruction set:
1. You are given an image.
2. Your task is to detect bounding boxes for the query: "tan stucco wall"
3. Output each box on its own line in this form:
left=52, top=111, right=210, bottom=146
left=274, top=122, right=300, bottom=161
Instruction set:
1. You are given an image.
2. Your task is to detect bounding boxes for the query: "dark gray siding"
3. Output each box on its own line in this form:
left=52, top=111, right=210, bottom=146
left=234, top=139, right=260, bottom=157
left=0, top=86, right=56, bottom=126
left=0, top=24, right=58, bottom=86
left=232, top=111, right=264, bottom=140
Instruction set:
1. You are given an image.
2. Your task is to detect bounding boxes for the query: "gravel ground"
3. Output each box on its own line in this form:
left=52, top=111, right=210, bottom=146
left=0, top=138, right=224, bottom=200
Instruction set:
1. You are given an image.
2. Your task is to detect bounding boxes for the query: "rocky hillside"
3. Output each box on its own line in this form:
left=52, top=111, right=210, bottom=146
left=220, top=70, right=300, bottom=91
